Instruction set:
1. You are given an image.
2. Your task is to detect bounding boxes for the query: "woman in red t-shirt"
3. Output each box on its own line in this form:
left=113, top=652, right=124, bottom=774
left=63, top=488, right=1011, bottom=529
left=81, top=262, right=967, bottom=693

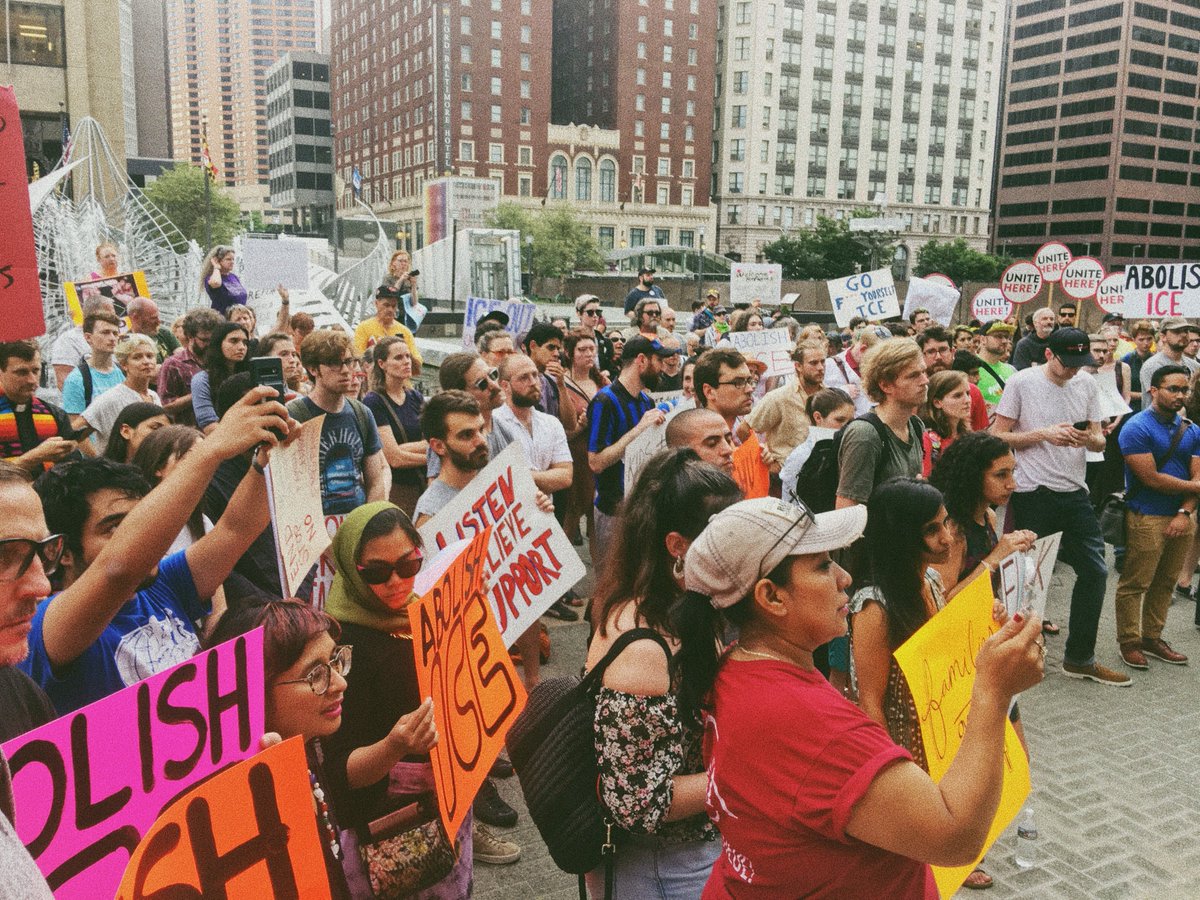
left=674, top=498, right=1045, bottom=899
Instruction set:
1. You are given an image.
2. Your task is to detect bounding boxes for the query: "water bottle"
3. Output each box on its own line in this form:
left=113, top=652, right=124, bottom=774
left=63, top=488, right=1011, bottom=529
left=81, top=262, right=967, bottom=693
left=1014, top=806, right=1038, bottom=869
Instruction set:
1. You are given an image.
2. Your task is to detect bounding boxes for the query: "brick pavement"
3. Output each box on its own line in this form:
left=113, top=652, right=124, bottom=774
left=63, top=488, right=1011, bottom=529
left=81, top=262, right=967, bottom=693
left=476, top=551, right=1200, bottom=899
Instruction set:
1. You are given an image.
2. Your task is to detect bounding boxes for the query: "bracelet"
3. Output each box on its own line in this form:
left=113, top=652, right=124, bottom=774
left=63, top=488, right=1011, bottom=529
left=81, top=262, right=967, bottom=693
left=251, top=459, right=266, bottom=475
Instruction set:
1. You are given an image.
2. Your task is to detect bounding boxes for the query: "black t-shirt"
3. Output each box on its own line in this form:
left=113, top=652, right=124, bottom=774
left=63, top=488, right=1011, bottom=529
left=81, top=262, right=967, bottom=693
left=203, top=456, right=283, bottom=597
left=623, top=284, right=665, bottom=313
left=0, top=666, right=56, bottom=743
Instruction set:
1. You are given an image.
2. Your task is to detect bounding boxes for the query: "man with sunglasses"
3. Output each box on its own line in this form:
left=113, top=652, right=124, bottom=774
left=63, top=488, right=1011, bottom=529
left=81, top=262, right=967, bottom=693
left=574, top=293, right=613, bottom=376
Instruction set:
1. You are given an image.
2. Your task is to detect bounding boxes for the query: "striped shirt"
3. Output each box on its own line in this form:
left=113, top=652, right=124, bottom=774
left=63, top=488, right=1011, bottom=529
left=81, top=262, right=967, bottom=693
left=0, top=396, right=73, bottom=462
left=587, top=380, right=654, bottom=514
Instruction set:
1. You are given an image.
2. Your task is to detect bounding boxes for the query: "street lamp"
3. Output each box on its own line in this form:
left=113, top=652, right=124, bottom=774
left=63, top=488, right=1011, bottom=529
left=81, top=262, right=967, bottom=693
left=696, top=226, right=706, bottom=310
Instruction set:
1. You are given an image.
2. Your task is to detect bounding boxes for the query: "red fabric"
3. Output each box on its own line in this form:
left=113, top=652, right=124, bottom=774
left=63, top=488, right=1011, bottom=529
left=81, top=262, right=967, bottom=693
left=968, top=382, right=989, bottom=432
left=702, top=658, right=937, bottom=900
left=732, top=433, right=771, bottom=499
left=0, top=88, right=47, bottom=340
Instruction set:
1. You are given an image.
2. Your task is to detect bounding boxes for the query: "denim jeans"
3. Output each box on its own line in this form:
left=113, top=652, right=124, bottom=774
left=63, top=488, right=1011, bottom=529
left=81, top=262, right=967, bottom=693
left=585, top=836, right=719, bottom=900
left=1010, top=487, right=1108, bottom=667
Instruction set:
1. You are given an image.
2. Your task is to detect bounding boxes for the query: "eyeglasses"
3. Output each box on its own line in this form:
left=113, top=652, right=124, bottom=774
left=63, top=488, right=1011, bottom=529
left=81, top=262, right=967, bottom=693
left=277, top=645, right=353, bottom=696
left=327, top=357, right=357, bottom=370
left=718, top=376, right=760, bottom=390
left=582, top=307, right=601, bottom=317
left=756, top=501, right=816, bottom=581
left=643, top=309, right=661, bottom=317
left=0, top=535, right=64, bottom=582
left=472, top=368, right=501, bottom=391
left=1158, top=385, right=1189, bottom=394
left=356, top=550, right=424, bottom=585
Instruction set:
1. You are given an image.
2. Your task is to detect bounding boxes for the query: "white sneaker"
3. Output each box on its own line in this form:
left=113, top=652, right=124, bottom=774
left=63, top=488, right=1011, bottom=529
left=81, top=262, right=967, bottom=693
left=473, top=822, right=521, bottom=865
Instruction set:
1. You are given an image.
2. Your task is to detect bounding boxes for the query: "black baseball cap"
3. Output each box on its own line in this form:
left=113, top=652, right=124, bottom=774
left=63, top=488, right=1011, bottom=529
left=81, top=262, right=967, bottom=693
left=1047, top=327, right=1096, bottom=368
left=1101, top=312, right=1124, bottom=323
left=638, top=266, right=656, bottom=276
left=478, top=310, right=510, bottom=327
left=621, top=335, right=675, bottom=362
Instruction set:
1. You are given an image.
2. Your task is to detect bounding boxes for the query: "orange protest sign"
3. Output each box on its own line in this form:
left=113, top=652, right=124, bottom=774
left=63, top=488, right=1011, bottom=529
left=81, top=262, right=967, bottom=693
left=732, top=432, right=770, bottom=499
left=116, top=737, right=331, bottom=900
left=413, top=528, right=527, bottom=840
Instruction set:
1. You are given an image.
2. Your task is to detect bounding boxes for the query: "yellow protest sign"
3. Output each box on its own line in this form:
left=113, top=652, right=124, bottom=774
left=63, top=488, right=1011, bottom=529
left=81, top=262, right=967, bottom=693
left=893, top=571, right=1031, bottom=899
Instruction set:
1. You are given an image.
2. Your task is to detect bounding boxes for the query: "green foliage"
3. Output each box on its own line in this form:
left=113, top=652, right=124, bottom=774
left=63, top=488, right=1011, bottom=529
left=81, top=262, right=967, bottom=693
left=143, top=164, right=241, bottom=250
left=914, top=239, right=1012, bottom=286
left=762, top=209, right=896, bottom=280
left=486, top=202, right=605, bottom=278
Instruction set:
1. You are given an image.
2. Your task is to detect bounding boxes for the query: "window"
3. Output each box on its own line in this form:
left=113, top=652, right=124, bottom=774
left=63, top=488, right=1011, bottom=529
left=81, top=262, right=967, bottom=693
left=599, top=159, right=616, bottom=202
left=576, top=157, right=592, bottom=200
left=731, top=105, right=747, bottom=127
left=656, top=185, right=670, bottom=205
left=598, top=227, right=615, bottom=250
left=549, top=155, right=568, bottom=199
left=657, top=157, right=671, bottom=176
left=6, top=2, right=66, bottom=66
left=459, top=141, right=474, bottom=161
left=630, top=228, right=646, bottom=246
left=491, top=20, right=501, bottom=38
left=682, top=187, right=694, bottom=206
left=460, top=16, right=471, bottom=34
left=491, top=48, right=502, bottom=67
left=461, top=101, right=472, bottom=120
left=489, top=143, right=503, bottom=163
left=519, top=146, right=532, bottom=166
left=729, top=172, right=744, bottom=193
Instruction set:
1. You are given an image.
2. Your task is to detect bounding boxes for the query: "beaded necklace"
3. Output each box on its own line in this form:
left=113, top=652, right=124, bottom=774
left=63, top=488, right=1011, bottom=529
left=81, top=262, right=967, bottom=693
left=310, top=770, right=342, bottom=860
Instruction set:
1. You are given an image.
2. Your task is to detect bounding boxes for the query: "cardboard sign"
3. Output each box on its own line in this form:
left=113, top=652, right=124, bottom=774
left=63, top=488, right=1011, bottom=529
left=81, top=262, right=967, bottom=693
left=1034, top=242, right=1071, bottom=283
left=729, top=263, right=782, bottom=309
left=1122, top=263, right=1200, bottom=318
left=893, top=573, right=1031, bottom=899
left=417, top=442, right=586, bottom=646
left=63, top=270, right=151, bottom=325
left=310, top=514, right=346, bottom=610
left=115, top=737, right=331, bottom=900
left=1095, top=272, right=1125, bottom=314
left=925, top=273, right=956, bottom=290
left=999, top=261, right=1042, bottom=305
left=0, top=88, right=46, bottom=340
left=461, top=297, right=538, bottom=349
left=1059, top=257, right=1105, bottom=300
left=903, top=276, right=960, bottom=327
left=413, top=529, right=528, bottom=840
left=727, top=327, right=793, bottom=378
left=268, top=416, right=331, bottom=598
left=239, top=237, right=311, bottom=292
left=997, top=533, right=1062, bottom=618
left=826, top=268, right=900, bottom=327
left=624, top=422, right=668, bottom=492
left=3, top=631, right=266, bottom=898
left=970, top=288, right=1012, bottom=323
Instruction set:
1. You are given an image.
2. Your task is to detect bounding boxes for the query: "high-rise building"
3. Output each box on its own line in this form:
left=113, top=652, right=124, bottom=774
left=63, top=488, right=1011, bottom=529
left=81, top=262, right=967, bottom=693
left=165, top=0, right=319, bottom=212
left=121, top=0, right=175, bottom=185
left=992, top=0, right=1200, bottom=268
left=712, top=0, right=1004, bottom=273
left=267, top=51, right=335, bottom=229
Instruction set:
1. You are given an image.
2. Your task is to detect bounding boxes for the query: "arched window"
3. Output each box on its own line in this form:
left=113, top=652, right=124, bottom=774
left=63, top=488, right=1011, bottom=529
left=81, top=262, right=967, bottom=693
left=892, top=244, right=909, bottom=281
left=599, top=159, right=616, bottom=202
left=575, top=157, right=593, bottom=201
left=549, top=154, right=568, bottom=200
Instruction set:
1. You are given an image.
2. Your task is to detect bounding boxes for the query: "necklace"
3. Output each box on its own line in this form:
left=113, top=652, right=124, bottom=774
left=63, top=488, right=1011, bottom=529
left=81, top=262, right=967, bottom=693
left=734, top=643, right=790, bottom=664
left=309, top=770, right=342, bottom=860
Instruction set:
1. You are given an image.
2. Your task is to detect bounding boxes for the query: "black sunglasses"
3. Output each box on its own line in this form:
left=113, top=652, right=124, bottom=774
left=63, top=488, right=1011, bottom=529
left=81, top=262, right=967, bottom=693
left=356, top=551, right=424, bottom=585
left=0, top=535, right=64, bottom=582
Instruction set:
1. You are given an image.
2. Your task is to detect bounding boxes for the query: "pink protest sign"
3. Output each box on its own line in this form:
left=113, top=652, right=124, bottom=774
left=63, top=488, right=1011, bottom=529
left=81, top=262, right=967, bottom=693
left=2, top=629, right=265, bottom=899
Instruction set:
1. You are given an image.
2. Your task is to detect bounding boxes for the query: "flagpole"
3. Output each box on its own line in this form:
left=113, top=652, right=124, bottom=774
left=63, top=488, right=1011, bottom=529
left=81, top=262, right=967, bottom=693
left=202, top=115, right=212, bottom=250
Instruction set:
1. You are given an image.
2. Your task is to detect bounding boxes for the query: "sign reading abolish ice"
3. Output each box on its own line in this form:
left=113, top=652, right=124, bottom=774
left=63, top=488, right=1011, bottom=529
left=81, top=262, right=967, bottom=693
left=2, top=630, right=265, bottom=898
left=727, top=327, right=792, bottom=377
left=239, top=236, right=311, bottom=291
left=461, top=297, right=538, bottom=349
left=729, top=263, right=783, bottom=308
left=826, top=268, right=900, bottom=327
left=417, top=442, right=586, bottom=647
left=1122, top=263, right=1200, bottom=318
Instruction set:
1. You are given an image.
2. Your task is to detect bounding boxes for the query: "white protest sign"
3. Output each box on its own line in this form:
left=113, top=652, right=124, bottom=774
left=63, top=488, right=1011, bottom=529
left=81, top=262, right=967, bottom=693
left=461, top=297, right=538, bottom=349
left=1094, top=368, right=1132, bottom=420
left=1034, top=242, right=1071, bottom=283
left=730, top=263, right=783, bottom=308
left=239, top=237, right=310, bottom=291
left=417, top=442, right=586, bottom=647
left=925, top=273, right=957, bottom=290
left=267, top=415, right=330, bottom=598
left=903, top=276, right=960, bottom=327
left=998, top=532, right=1061, bottom=618
left=826, top=268, right=900, bottom=327
left=623, top=402, right=690, bottom=491
left=1095, top=272, right=1125, bottom=314
left=1000, top=261, right=1043, bottom=305
left=971, top=288, right=1012, bottom=323
left=1122, top=263, right=1200, bottom=318
left=1059, top=257, right=1105, bottom=300
left=728, top=327, right=793, bottom=378
left=310, top=514, right=346, bottom=610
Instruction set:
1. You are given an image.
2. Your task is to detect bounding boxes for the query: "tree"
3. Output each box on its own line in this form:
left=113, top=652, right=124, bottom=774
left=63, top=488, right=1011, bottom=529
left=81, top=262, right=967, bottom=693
left=143, top=164, right=241, bottom=251
left=914, top=239, right=1012, bottom=286
left=486, top=202, right=604, bottom=278
left=762, top=210, right=895, bottom=280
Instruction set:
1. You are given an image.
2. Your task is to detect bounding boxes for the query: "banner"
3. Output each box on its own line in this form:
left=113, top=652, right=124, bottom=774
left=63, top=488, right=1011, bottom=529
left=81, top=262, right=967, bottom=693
left=413, top=529, right=527, bottom=840
left=461, top=297, right=538, bottom=349
left=623, top=401, right=690, bottom=491
left=417, top=442, right=586, bottom=646
left=903, top=276, right=960, bottom=327
left=268, top=415, right=330, bottom=597
left=729, top=263, right=782, bottom=308
left=3, top=631, right=265, bottom=898
left=1123, top=263, right=1200, bottom=318
left=239, top=237, right=311, bottom=292
left=0, top=87, right=46, bottom=340
left=893, top=573, right=1031, bottom=899
left=115, top=737, right=331, bottom=900
left=826, top=268, right=900, bottom=327
left=64, top=271, right=151, bottom=324
left=727, top=327, right=793, bottom=378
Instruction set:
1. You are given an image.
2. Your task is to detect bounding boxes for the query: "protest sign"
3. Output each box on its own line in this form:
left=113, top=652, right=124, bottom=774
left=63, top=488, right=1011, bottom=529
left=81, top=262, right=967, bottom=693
left=648, top=389, right=685, bottom=409
left=64, top=270, right=151, bottom=324
left=732, top=433, right=770, bottom=499
left=413, top=529, right=528, bottom=840
left=1059, top=257, right=1105, bottom=300
left=826, top=268, right=900, bottom=327
left=267, top=415, right=330, bottom=597
left=461, top=297, right=538, bottom=349
left=0, top=88, right=46, bottom=340
left=970, top=288, right=1012, bottom=323
left=239, top=237, right=311, bottom=291
left=115, top=737, right=330, bottom=900
left=903, top=276, right=960, bottom=327
left=1095, top=272, right=1125, bottom=314
left=1094, top=368, right=1132, bottom=420
left=728, top=327, right=793, bottom=378
left=893, top=573, right=1031, bottom=899
left=623, top=400, right=690, bottom=490
left=729, top=263, right=782, bottom=308
left=997, top=533, right=1062, bottom=619
left=925, top=273, right=956, bottom=290
left=1122, top=263, right=1200, bottom=318
left=417, top=442, right=586, bottom=646
left=1034, top=242, right=1071, bottom=283
left=999, top=261, right=1042, bottom=305
left=3, top=631, right=265, bottom=898
left=310, top=513, right=346, bottom=610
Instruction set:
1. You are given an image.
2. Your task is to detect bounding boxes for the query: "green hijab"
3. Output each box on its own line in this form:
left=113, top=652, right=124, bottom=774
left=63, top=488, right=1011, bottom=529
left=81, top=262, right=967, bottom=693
left=325, top=501, right=418, bottom=633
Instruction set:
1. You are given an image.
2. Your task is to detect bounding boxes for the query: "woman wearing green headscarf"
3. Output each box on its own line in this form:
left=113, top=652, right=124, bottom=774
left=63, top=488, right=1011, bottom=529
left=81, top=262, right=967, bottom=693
left=320, top=502, right=474, bottom=899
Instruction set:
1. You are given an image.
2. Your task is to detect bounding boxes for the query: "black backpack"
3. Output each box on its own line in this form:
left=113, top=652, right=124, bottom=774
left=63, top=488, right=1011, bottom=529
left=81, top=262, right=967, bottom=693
left=506, top=628, right=671, bottom=891
left=793, top=412, right=922, bottom=512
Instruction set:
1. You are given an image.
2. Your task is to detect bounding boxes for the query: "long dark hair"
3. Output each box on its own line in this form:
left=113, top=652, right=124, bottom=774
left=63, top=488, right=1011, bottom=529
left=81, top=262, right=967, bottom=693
left=103, top=402, right=167, bottom=462
left=204, top=321, right=250, bottom=398
left=595, top=449, right=742, bottom=639
left=929, top=431, right=1013, bottom=531
left=862, top=477, right=946, bottom=649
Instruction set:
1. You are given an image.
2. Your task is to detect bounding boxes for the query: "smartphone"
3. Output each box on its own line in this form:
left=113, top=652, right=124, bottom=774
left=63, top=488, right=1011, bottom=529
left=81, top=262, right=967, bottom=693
left=250, top=356, right=288, bottom=441
left=1073, top=421, right=1089, bottom=431
left=407, top=268, right=420, bottom=278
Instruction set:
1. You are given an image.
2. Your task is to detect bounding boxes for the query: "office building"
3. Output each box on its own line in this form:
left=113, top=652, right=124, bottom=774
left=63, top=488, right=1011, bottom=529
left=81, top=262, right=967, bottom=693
left=267, top=51, right=335, bottom=229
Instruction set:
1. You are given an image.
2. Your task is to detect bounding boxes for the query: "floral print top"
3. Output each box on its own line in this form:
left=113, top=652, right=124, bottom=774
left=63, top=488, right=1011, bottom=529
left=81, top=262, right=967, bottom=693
left=594, top=686, right=715, bottom=844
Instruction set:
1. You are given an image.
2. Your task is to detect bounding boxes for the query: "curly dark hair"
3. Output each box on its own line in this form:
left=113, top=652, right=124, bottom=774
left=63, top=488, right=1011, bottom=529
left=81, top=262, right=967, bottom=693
left=34, top=458, right=151, bottom=558
left=929, top=430, right=1013, bottom=530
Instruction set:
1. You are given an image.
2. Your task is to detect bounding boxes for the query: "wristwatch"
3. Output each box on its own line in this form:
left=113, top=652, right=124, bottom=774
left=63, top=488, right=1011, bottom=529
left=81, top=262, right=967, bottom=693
left=1179, top=509, right=1193, bottom=518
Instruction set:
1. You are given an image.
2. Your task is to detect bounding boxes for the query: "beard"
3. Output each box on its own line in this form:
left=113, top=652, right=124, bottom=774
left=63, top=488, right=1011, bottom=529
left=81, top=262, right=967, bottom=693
left=512, top=391, right=539, bottom=408
left=448, top=445, right=489, bottom=471
left=642, top=370, right=662, bottom=391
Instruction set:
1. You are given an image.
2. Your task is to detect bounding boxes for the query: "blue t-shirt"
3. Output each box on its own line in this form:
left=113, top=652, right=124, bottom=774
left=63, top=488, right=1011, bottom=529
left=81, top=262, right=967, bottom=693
left=60, top=364, right=126, bottom=414
left=20, top=551, right=206, bottom=714
left=1118, top=409, right=1200, bottom=517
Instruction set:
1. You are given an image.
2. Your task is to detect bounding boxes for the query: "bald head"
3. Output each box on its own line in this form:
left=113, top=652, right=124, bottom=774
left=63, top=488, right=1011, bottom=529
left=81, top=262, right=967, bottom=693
left=127, top=297, right=161, bottom=336
left=665, top=408, right=735, bottom=474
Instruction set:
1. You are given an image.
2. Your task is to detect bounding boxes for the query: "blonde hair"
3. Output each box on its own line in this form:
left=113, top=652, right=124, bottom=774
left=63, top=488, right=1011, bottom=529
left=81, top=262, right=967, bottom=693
left=922, top=370, right=971, bottom=439
left=861, top=337, right=921, bottom=403
left=95, top=242, right=119, bottom=262
left=114, top=333, right=157, bottom=363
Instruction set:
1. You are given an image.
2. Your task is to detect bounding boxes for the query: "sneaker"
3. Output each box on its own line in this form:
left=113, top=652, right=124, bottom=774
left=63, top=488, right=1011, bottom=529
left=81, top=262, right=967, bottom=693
left=473, top=778, right=518, bottom=827
left=1062, top=661, right=1132, bottom=686
left=473, top=823, right=521, bottom=865
left=1119, top=642, right=1149, bottom=670
left=543, top=599, right=580, bottom=622
left=1142, top=637, right=1188, bottom=665
left=489, top=752, right=514, bottom=779
left=1175, top=584, right=1195, bottom=601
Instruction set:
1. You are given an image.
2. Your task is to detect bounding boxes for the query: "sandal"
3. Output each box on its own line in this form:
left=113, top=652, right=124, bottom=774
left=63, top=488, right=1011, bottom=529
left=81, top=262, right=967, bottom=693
left=1042, top=620, right=1060, bottom=636
left=962, top=867, right=993, bottom=890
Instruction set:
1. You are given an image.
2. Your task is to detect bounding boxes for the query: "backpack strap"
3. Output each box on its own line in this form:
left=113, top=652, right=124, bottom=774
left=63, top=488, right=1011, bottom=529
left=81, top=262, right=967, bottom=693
left=77, top=358, right=94, bottom=408
left=581, top=628, right=672, bottom=693
left=977, top=359, right=1007, bottom=391
left=346, top=397, right=374, bottom=444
